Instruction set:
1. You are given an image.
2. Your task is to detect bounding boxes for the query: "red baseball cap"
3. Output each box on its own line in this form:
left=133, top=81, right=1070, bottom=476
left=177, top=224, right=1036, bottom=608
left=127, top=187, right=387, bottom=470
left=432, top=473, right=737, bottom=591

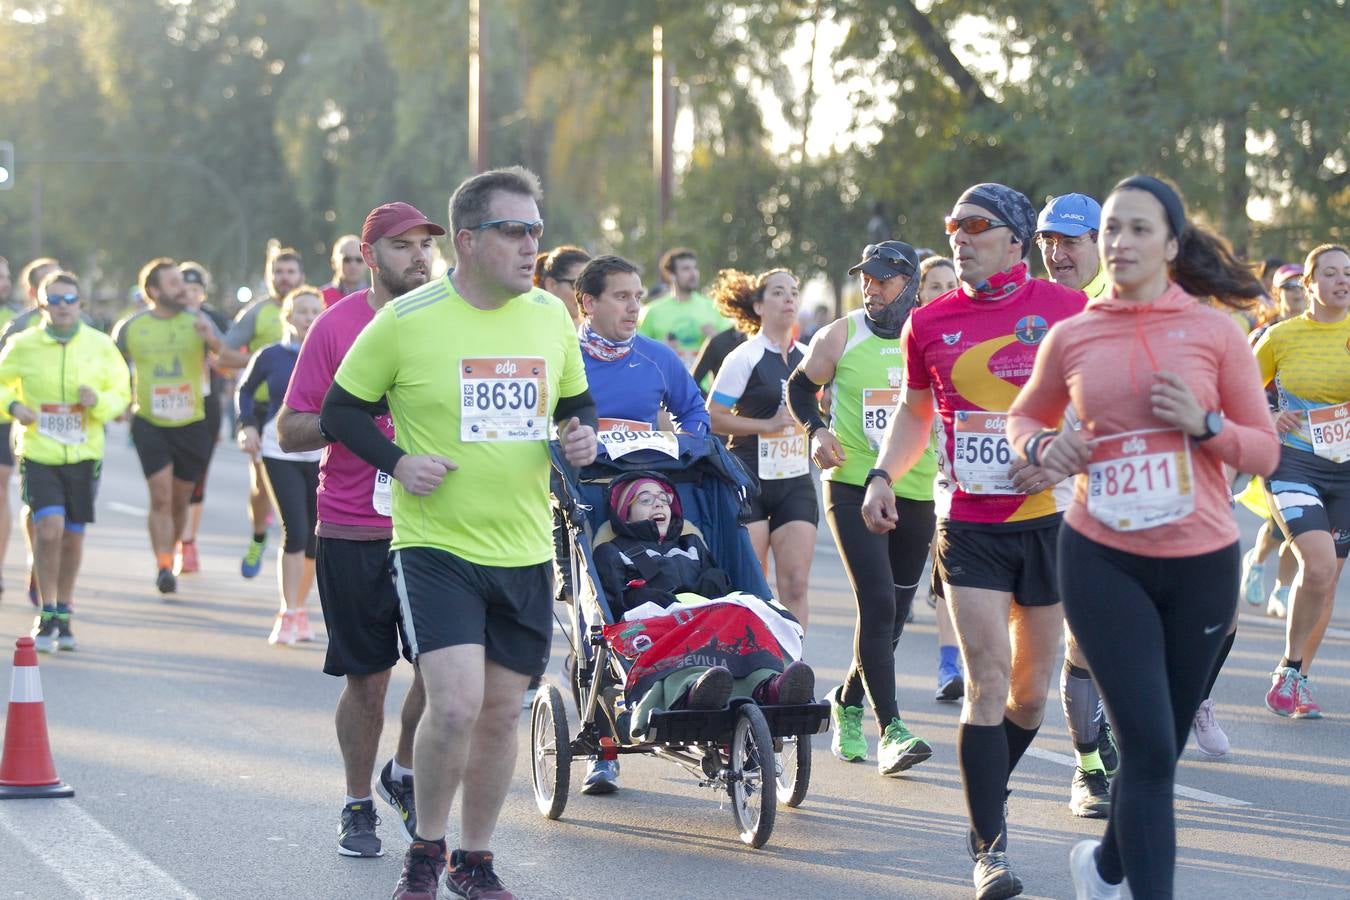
left=361, top=202, right=446, bottom=245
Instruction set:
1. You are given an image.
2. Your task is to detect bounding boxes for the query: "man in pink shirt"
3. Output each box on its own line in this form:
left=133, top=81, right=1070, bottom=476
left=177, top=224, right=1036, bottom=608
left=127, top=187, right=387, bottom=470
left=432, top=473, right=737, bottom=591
left=277, top=202, right=444, bottom=859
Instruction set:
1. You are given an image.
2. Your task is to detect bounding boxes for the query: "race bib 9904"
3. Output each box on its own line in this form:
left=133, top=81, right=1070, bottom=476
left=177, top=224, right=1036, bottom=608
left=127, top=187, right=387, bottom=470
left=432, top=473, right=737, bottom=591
left=459, top=357, right=548, bottom=442
left=597, top=418, right=679, bottom=460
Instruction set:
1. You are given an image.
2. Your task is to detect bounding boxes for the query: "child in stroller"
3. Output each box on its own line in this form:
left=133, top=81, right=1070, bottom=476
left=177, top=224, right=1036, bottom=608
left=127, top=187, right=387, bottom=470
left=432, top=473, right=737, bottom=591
left=583, top=471, right=814, bottom=793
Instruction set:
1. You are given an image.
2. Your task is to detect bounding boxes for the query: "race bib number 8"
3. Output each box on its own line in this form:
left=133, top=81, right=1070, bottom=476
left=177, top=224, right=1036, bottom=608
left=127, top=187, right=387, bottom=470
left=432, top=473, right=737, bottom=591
left=150, top=382, right=194, bottom=422
left=460, top=357, right=548, bottom=442
left=1308, top=402, right=1350, bottom=463
left=38, top=403, right=86, bottom=445
left=952, top=411, right=1015, bottom=494
left=862, top=389, right=901, bottom=451
left=597, top=418, right=679, bottom=460
left=759, top=425, right=809, bottom=480
left=1086, top=428, right=1195, bottom=532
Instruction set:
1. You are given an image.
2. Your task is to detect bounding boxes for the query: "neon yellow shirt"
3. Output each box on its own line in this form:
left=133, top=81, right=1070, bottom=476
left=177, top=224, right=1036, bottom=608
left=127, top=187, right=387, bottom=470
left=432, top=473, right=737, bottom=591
left=0, top=324, right=131, bottom=464
left=334, top=275, right=588, bottom=566
left=1254, top=313, right=1350, bottom=452
left=113, top=309, right=215, bottom=427
left=638, top=292, right=729, bottom=358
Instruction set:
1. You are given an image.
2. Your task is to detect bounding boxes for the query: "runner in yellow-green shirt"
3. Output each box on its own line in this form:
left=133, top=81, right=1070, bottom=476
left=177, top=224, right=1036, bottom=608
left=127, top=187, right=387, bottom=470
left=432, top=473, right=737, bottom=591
left=638, top=247, right=731, bottom=370
left=322, top=167, right=597, bottom=900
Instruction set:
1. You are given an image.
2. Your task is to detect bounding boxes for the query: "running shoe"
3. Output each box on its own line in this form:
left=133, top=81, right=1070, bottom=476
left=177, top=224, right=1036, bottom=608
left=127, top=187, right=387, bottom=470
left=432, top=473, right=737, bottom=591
left=1192, top=698, right=1230, bottom=756
left=377, top=759, right=417, bottom=842
left=1293, top=675, right=1323, bottom=719
left=581, top=758, right=620, bottom=795
left=30, top=608, right=57, bottom=654
left=826, top=685, right=867, bottom=762
left=393, top=840, right=446, bottom=900
left=176, top=539, right=200, bottom=575
left=156, top=567, right=177, bottom=595
left=1266, top=586, right=1289, bottom=618
left=1097, top=717, right=1119, bottom=778
left=294, top=608, right=315, bottom=642
left=936, top=661, right=964, bottom=703
left=1069, top=839, right=1122, bottom=900
left=444, top=849, right=513, bottom=899
left=54, top=608, right=76, bottom=652
left=877, top=717, right=932, bottom=776
left=753, top=660, right=815, bottom=705
left=972, top=850, right=1023, bottom=900
left=240, top=536, right=267, bottom=579
left=685, top=665, right=733, bottom=710
left=1265, top=666, right=1300, bottom=717
left=1239, top=548, right=1264, bottom=606
left=1069, top=767, right=1110, bottom=818
left=337, top=800, right=382, bottom=858
left=268, top=611, right=298, bottom=646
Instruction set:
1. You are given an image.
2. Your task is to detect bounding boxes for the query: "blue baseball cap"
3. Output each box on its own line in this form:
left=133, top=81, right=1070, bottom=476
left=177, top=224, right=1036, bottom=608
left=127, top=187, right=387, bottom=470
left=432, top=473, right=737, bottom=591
left=1036, top=193, right=1101, bottom=237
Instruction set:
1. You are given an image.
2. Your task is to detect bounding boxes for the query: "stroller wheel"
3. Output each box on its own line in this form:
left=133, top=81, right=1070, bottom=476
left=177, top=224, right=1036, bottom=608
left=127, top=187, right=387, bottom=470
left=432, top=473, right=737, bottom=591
left=531, top=683, right=571, bottom=819
left=775, top=734, right=812, bottom=808
left=729, top=704, right=777, bottom=848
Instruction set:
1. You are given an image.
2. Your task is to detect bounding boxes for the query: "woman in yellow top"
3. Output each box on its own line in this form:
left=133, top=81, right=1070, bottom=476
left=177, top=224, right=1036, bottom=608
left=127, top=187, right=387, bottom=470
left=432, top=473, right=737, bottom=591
left=1253, top=243, right=1350, bottom=718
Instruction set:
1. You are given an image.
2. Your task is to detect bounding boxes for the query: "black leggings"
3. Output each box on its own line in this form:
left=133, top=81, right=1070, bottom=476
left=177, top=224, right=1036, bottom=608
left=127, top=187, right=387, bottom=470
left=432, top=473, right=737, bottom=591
left=825, top=480, right=936, bottom=723
left=261, top=456, right=319, bottom=558
left=1059, top=525, right=1237, bottom=898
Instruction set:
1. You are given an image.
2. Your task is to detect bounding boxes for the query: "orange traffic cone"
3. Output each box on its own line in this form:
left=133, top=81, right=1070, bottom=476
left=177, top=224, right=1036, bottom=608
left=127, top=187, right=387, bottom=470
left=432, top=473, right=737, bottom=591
left=0, top=636, right=74, bottom=799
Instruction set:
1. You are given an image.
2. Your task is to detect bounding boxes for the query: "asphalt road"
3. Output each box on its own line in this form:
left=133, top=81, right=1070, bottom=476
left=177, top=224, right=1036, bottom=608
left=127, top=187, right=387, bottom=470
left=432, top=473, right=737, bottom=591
left=1, top=423, right=1347, bottom=899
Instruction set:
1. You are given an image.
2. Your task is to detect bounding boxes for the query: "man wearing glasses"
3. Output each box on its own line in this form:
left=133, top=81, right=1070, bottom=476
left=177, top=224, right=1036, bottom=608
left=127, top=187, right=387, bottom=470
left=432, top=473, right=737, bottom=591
left=862, top=183, right=1086, bottom=900
left=322, top=235, right=368, bottom=309
left=322, top=166, right=597, bottom=900
left=1, top=271, right=130, bottom=652
left=1035, top=193, right=1120, bottom=822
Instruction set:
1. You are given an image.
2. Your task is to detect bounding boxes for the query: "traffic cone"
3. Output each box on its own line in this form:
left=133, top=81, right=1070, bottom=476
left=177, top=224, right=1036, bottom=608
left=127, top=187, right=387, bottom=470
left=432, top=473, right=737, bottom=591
left=0, top=636, right=74, bottom=799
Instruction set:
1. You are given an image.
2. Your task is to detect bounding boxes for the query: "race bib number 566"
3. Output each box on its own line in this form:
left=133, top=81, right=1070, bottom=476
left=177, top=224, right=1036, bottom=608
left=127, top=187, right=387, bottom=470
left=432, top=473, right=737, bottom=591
left=953, top=411, right=1015, bottom=494
left=460, top=357, right=548, bottom=442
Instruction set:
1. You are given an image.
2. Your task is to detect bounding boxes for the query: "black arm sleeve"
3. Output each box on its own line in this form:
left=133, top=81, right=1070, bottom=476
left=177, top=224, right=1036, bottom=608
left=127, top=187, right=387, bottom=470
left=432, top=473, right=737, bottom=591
left=320, top=382, right=407, bottom=475
left=552, top=389, right=598, bottom=430
left=787, top=366, right=828, bottom=437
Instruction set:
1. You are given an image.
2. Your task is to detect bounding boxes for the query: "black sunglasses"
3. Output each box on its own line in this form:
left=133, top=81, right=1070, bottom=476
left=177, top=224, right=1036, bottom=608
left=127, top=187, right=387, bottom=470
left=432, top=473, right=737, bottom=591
left=42, top=293, right=80, bottom=306
left=472, top=219, right=544, bottom=240
left=860, top=244, right=916, bottom=277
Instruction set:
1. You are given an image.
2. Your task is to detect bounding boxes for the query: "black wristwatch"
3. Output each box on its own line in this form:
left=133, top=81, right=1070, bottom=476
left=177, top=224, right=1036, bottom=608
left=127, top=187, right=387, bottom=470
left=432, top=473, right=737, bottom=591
left=866, top=467, right=893, bottom=487
left=1195, top=411, right=1224, bottom=442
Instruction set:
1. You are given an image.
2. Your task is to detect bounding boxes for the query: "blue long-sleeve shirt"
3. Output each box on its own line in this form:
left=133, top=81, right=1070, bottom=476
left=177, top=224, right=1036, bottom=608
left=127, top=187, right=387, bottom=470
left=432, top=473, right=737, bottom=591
left=582, top=334, right=710, bottom=435
left=236, top=340, right=320, bottom=461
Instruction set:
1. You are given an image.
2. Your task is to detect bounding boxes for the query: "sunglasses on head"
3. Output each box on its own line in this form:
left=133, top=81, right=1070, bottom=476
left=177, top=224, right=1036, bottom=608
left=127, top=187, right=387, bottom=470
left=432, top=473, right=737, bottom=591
left=860, top=244, right=916, bottom=277
left=944, top=215, right=1009, bottom=236
left=42, top=293, right=80, bottom=306
left=473, top=219, right=544, bottom=240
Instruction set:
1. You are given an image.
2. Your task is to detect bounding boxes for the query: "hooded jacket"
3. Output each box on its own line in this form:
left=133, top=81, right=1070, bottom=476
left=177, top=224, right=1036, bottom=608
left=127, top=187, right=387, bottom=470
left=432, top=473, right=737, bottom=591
left=1008, top=282, right=1279, bottom=557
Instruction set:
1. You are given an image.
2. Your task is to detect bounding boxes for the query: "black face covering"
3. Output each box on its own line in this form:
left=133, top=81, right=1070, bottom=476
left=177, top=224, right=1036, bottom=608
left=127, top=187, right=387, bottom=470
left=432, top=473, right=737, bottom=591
left=865, top=273, right=921, bottom=339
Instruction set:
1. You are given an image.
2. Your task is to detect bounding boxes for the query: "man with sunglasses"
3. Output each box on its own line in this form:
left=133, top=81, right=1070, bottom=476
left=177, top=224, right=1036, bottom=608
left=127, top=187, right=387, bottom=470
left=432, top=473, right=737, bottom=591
left=322, top=235, right=368, bottom=309
left=1035, top=193, right=1120, bottom=820
left=322, top=166, right=597, bottom=900
left=862, top=183, right=1086, bottom=900
left=2, top=272, right=130, bottom=652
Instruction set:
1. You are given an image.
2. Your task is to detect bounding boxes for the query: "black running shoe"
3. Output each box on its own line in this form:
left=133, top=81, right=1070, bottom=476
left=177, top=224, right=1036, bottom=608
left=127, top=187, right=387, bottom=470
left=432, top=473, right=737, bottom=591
left=973, top=850, right=1023, bottom=899
left=1069, top=767, right=1111, bottom=819
left=1097, top=718, right=1119, bottom=778
left=156, top=567, right=177, bottom=595
left=444, top=849, right=513, bottom=899
left=377, top=760, right=417, bottom=842
left=338, top=800, right=383, bottom=858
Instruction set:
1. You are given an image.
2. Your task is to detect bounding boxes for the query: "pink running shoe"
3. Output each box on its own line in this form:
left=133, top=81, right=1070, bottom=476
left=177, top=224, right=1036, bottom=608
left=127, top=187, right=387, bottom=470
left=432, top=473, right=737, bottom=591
left=177, top=540, right=200, bottom=575
left=1265, top=666, right=1300, bottom=717
left=268, top=611, right=298, bottom=646
left=294, top=609, right=315, bottom=642
left=1293, top=675, right=1323, bottom=719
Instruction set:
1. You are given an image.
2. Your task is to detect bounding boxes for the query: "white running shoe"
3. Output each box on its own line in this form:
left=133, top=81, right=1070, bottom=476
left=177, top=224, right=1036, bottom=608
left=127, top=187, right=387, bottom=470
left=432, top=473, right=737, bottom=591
left=1239, top=548, right=1264, bottom=606
left=1070, top=840, right=1122, bottom=900
left=1266, top=586, right=1289, bottom=618
left=1193, top=698, right=1230, bottom=757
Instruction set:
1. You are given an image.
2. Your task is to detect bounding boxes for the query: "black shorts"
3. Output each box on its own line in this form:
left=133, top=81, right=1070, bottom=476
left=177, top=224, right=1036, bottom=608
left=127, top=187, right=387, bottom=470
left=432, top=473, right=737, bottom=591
left=130, top=416, right=213, bottom=483
left=317, top=536, right=408, bottom=677
left=190, top=393, right=224, bottom=505
left=744, top=473, right=819, bottom=531
left=391, top=546, right=553, bottom=676
left=935, top=520, right=1061, bottom=606
left=1266, top=445, right=1350, bottom=558
left=0, top=421, right=12, bottom=467
left=21, top=459, right=100, bottom=525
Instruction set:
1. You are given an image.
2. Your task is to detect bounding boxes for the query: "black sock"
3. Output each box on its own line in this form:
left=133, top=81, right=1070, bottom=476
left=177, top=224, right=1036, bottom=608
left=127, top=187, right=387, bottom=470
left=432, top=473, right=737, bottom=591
left=253, top=531, right=267, bottom=543
left=1280, top=657, right=1302, bottom=673
left=958, top=723, right=1009, bottom=851
left=1003, top=717, right=1039, bottom=775
left=412, top=835, right=447, bottom=852
left=1203, top=630, right=1236, bottom=699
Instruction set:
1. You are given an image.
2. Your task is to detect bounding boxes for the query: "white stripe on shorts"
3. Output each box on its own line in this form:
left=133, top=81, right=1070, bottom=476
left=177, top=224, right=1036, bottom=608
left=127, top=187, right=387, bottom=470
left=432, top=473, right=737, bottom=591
left=391, top=550, right=420, bottom=660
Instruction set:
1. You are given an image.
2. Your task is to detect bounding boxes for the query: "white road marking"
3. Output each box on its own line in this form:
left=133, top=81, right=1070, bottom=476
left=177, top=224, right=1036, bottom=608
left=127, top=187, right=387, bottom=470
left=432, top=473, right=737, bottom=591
left=0, top=799, right=201, bottom=899
left=1024, top=747, right=1250, bottom=807
left=105, top=501, right=148, bottom=517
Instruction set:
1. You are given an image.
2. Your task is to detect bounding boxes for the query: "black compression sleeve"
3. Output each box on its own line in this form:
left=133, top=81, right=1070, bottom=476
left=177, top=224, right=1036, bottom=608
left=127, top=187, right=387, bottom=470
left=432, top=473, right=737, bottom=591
left=787, top=366, right=828, bottom=437
left=552, top=389, right=598, bottom=430
left=320, top=382, right=407, bottom=475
